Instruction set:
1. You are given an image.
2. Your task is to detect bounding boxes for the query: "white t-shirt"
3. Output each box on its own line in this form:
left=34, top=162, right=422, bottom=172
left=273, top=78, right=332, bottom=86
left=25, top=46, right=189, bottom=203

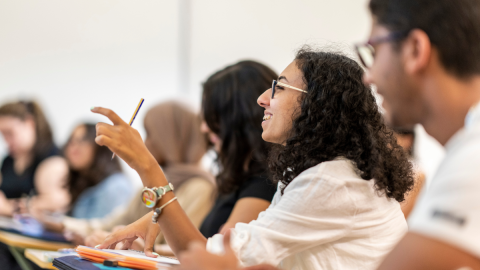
left=207, top=158, right=407, bottom=270
left=409, top=102, right=480, bottom=258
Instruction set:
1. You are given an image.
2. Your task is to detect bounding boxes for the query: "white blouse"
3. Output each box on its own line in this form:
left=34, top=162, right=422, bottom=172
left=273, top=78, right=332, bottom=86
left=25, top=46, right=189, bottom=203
left=207, top=158, right=407, bottom=270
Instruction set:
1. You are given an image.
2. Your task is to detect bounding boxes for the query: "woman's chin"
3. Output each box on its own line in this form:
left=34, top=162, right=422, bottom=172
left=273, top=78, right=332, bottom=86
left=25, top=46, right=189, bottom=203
left=261, top=132, right=277, bottom=144
left=261, top=132, right=270, bottom=143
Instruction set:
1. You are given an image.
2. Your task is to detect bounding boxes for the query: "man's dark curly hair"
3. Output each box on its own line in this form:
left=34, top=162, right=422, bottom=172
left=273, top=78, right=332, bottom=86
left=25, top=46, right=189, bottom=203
left=268, top=48, right=414, bottom=202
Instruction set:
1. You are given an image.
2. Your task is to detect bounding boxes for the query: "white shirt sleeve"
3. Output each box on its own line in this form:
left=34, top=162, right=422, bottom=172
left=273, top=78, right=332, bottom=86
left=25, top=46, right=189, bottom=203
left=218, top=168, right=357, bottom=267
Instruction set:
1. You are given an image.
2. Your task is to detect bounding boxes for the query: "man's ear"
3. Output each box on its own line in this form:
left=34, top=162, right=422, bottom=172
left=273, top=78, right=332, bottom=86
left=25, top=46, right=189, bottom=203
left=402, top=29, right=432, bottom=75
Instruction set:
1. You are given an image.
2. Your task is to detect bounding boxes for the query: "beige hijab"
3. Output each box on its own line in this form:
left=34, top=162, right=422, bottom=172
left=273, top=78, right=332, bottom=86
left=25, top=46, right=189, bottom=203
left=143, top=101, right=214, bottom=188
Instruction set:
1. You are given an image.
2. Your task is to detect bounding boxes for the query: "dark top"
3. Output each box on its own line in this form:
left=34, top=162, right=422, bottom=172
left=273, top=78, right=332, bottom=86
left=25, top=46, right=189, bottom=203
left=0, top=145, right=60, bottom=198
left=199, top=174, right=277, bottom=238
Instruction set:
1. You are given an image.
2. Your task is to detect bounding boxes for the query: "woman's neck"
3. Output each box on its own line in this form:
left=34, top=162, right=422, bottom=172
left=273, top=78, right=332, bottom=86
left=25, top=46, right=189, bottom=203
left=13, top=151, right=33, bottom=175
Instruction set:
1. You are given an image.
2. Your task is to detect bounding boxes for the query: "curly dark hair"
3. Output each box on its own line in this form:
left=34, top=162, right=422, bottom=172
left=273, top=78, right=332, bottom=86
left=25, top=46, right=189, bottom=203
left=202, top=60, right=277, bottom=194
left=268, top=48, right=414, bottom=202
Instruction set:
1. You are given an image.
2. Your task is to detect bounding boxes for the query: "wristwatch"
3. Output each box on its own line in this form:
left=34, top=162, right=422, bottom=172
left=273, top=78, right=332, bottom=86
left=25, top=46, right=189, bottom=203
left=140, top=183, right=174, bottom=208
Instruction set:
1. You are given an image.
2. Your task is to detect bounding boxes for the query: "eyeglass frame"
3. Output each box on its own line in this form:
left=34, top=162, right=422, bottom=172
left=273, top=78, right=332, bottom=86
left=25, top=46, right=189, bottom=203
left=354, top=30, right=410, bottom=68
left=271, top=80, right=307, bottom=99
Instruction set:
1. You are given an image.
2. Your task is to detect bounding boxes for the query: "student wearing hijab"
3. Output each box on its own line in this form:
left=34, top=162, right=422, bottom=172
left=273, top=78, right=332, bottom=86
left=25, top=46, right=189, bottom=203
left=0, top=100, right=69, bottom=216
left=92, top=49, right=413, bottom=270
left=49, top=101, right=215, bottom=249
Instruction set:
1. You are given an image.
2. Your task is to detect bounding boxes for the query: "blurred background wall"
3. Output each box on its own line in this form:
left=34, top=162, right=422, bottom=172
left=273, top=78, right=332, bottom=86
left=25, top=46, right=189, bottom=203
left=0, top=0, right=444, bottom=185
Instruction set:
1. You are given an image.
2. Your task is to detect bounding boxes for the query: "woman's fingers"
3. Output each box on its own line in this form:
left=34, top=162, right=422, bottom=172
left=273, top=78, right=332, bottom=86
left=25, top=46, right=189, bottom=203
left=242, top=264, right=279, bottom=270
left=98, top=231, right=126, bottom=249
left=119, top=239, right=134, bottom=250
left=95, top=122, right=116, bottom=138
left=144, top=223, right=161, bottom=257
left=223, top=230, right=234, bottom=256
left=98, top=219, right=149, bottom=250
left=94, top=134, right=114, bottom=148
left=90, top=107, right=125, bottom=126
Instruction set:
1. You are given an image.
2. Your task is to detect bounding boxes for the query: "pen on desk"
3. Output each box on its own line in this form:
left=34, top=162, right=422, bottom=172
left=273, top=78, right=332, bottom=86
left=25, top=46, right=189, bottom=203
left=111, top=98, right=145, bottom=160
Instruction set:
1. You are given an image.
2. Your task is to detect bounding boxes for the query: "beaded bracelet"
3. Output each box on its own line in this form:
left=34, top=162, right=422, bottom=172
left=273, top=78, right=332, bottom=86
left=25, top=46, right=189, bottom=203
left=152, top=197, right=178, bottom=224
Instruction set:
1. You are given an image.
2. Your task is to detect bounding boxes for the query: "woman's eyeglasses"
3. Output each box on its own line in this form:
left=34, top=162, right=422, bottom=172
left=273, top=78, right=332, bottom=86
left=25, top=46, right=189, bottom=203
left=355, top=31, right=409, bottom=69
left=271, top=80, right=307, bottom=99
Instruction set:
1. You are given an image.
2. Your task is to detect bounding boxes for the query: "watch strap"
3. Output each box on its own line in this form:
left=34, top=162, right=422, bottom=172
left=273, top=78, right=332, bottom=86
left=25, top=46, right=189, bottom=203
left=154, top=183, right=174, bottom=197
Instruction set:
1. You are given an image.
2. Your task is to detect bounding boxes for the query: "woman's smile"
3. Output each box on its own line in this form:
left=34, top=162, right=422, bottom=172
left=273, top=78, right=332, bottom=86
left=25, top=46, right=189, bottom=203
left=262, top=112, right=273, bottom=122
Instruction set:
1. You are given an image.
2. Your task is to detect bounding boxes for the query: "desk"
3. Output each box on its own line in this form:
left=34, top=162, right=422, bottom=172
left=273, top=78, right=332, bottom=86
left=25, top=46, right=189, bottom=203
left=24, top=249, right=58, bottom=270
left=0, top=230, right=74, bottom=270
left=0, top=230, right=74, bottom=250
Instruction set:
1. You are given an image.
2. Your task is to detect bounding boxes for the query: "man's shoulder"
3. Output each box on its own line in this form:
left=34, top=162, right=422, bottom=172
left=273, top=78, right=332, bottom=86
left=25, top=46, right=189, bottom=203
left=408, top=124, right=480, bottom=259
left=439, top=125, right=480, bottom=178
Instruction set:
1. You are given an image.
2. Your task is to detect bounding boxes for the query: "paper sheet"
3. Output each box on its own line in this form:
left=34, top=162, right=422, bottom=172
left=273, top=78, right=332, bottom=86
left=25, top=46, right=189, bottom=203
left=108, top=249, right=179, bottom=265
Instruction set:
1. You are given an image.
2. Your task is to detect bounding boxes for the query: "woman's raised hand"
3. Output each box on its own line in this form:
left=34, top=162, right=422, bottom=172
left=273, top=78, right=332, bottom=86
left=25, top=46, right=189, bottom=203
left=91, top=107, right=156, bottom=174
left=97, top=212, right=161, bottom=257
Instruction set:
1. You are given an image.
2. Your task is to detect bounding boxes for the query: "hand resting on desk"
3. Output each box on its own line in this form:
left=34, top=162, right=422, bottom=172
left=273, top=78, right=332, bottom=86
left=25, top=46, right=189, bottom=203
left=98, top=212, right=160, bottom=257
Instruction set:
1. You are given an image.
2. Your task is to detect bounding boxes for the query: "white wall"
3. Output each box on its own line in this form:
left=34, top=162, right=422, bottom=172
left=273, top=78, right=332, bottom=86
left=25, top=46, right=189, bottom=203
left=0, top=0, right=444, bottom=184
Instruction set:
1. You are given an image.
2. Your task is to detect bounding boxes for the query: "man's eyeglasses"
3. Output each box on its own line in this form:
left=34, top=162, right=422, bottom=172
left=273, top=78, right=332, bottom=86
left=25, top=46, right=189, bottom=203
left=355, top=31, right=409, bottom=69
left=271, top=80, right=307, bottom=99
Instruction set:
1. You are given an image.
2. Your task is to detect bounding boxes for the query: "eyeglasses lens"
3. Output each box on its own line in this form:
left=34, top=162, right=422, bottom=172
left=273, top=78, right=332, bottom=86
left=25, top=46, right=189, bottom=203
left=356, top=45, right=375, bottom=68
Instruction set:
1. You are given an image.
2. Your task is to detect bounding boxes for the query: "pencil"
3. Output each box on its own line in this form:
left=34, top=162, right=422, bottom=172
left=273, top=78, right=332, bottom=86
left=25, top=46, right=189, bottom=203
left=111, top=98, right=145, bottom=160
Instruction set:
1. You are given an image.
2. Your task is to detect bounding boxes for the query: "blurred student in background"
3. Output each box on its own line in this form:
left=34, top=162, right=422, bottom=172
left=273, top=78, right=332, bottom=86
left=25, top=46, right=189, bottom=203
left=63, top=123, right=133, bottom=219
left=197, top=60, right=278, bottom=237
left=59, top=101, right=215, bottom=250
left=0, top=101, right=69, bottom=216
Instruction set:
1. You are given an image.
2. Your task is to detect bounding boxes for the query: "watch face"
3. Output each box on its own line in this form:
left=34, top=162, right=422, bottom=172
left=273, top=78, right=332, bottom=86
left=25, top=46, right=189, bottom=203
left=141, top=189, right=157, bottom=208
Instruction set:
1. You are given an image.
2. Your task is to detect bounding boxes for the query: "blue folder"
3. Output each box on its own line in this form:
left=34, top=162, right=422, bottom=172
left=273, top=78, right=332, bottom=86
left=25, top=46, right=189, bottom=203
left=53, top=256, right=133, bottom=270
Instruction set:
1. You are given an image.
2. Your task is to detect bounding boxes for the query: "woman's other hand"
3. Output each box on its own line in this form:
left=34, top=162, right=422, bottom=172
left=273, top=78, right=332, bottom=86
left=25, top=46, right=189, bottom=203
left=175, top=230, right=239, bottom=270
left=64, top=231, right=85, bottom=246
left=85, top=230, right=110, bottom=247
left=97, top=212, right=160, bottom=257
left=90, top=107, right=157, bottom=174
left=0, top=191, right=14, bottom=216
left=241, top=265, right=279, bottom=270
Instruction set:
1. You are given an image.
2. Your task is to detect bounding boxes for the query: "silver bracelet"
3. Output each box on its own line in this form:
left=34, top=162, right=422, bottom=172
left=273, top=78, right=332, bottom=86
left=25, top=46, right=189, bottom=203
left=152, top=197, right=177, bottom=224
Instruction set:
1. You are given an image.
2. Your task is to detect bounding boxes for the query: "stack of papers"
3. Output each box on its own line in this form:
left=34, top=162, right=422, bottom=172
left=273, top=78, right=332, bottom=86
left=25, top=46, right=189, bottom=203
left=76, top=245, right=179, bottom=270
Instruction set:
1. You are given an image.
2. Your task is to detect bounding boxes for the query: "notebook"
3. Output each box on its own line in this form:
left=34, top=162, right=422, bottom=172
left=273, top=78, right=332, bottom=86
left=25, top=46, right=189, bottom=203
left=76, top=245, right=177, bottom=270
left=53, top=255, right=133, bottom=270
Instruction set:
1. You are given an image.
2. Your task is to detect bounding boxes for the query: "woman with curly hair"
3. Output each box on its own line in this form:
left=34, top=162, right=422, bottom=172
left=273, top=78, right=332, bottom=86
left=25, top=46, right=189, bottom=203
left=92, top=48, right=414, bottom=270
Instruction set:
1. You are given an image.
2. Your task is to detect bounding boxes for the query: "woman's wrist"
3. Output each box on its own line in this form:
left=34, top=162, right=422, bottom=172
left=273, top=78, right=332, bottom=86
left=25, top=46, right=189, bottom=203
left=137, top=158, right=169, bottom=187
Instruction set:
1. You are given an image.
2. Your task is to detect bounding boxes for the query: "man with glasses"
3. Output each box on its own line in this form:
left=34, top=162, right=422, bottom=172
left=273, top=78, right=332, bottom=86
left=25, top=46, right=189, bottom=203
left=357, top=0, right=480, bottom=268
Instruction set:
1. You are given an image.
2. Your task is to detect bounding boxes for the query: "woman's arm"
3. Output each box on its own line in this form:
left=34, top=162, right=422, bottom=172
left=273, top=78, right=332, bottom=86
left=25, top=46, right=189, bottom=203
left=174, top=178, right=215, bottom=229
left=219, top=198, right=271, bottom=234
left=92, top=107, right=206, bottom=256
left=0, top=191, right=14, bottom=216
left=30, top=156, right=70, bottom=214
left=401, top=172, right=425, bottom=218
